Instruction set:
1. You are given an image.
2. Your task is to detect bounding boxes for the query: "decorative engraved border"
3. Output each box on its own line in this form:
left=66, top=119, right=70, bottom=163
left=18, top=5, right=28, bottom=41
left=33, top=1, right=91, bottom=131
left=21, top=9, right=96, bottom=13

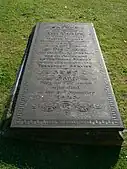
left=13, top=119, right=119, bottom=126
left=12, top=23, right=123, bottom=127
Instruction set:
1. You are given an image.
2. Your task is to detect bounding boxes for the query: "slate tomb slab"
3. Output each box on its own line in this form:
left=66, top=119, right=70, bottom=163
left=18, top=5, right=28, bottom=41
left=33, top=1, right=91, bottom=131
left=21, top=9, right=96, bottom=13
left=10, top=23, right=124, bottom=130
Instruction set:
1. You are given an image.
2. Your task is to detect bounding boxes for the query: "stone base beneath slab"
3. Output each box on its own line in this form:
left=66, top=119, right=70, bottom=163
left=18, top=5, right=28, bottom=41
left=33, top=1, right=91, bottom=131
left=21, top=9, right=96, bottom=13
left=0, top=127, right=123, bottom=146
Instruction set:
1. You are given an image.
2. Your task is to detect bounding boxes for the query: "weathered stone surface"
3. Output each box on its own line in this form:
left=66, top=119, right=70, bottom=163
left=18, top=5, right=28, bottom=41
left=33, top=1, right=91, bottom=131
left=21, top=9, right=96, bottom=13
left=11, top=23, right=124, bottom=130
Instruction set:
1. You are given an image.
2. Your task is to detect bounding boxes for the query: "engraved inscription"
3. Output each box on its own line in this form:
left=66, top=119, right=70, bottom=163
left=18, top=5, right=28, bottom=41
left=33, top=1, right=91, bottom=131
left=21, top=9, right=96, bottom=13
left=27, top=24, right=111, bottom=120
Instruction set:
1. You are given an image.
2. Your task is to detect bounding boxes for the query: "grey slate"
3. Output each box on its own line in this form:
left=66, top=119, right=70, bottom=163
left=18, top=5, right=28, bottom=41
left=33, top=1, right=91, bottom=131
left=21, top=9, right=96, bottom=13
left=10, top=23, right=124, bottom=130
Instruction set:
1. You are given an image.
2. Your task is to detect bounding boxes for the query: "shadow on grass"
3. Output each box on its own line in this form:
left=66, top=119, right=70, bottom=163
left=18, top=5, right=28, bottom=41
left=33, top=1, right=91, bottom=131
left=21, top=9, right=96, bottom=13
left=0, top=138, right=121, bottom=169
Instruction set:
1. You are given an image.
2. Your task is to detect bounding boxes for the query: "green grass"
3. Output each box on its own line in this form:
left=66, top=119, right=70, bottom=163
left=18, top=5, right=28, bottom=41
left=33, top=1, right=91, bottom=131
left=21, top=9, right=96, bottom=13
left=0, top=0, right=127, bottom=168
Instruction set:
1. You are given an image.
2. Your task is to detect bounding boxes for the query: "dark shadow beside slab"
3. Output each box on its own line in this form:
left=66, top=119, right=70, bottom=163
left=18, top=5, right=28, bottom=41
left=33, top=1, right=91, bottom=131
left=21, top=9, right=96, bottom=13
left=0, top=137, right=121, bottom=169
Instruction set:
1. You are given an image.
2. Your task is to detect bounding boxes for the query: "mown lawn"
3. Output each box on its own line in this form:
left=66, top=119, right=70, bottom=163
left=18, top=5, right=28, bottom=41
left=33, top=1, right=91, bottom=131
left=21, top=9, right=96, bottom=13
left=0, top=0, right=127, bottom=168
